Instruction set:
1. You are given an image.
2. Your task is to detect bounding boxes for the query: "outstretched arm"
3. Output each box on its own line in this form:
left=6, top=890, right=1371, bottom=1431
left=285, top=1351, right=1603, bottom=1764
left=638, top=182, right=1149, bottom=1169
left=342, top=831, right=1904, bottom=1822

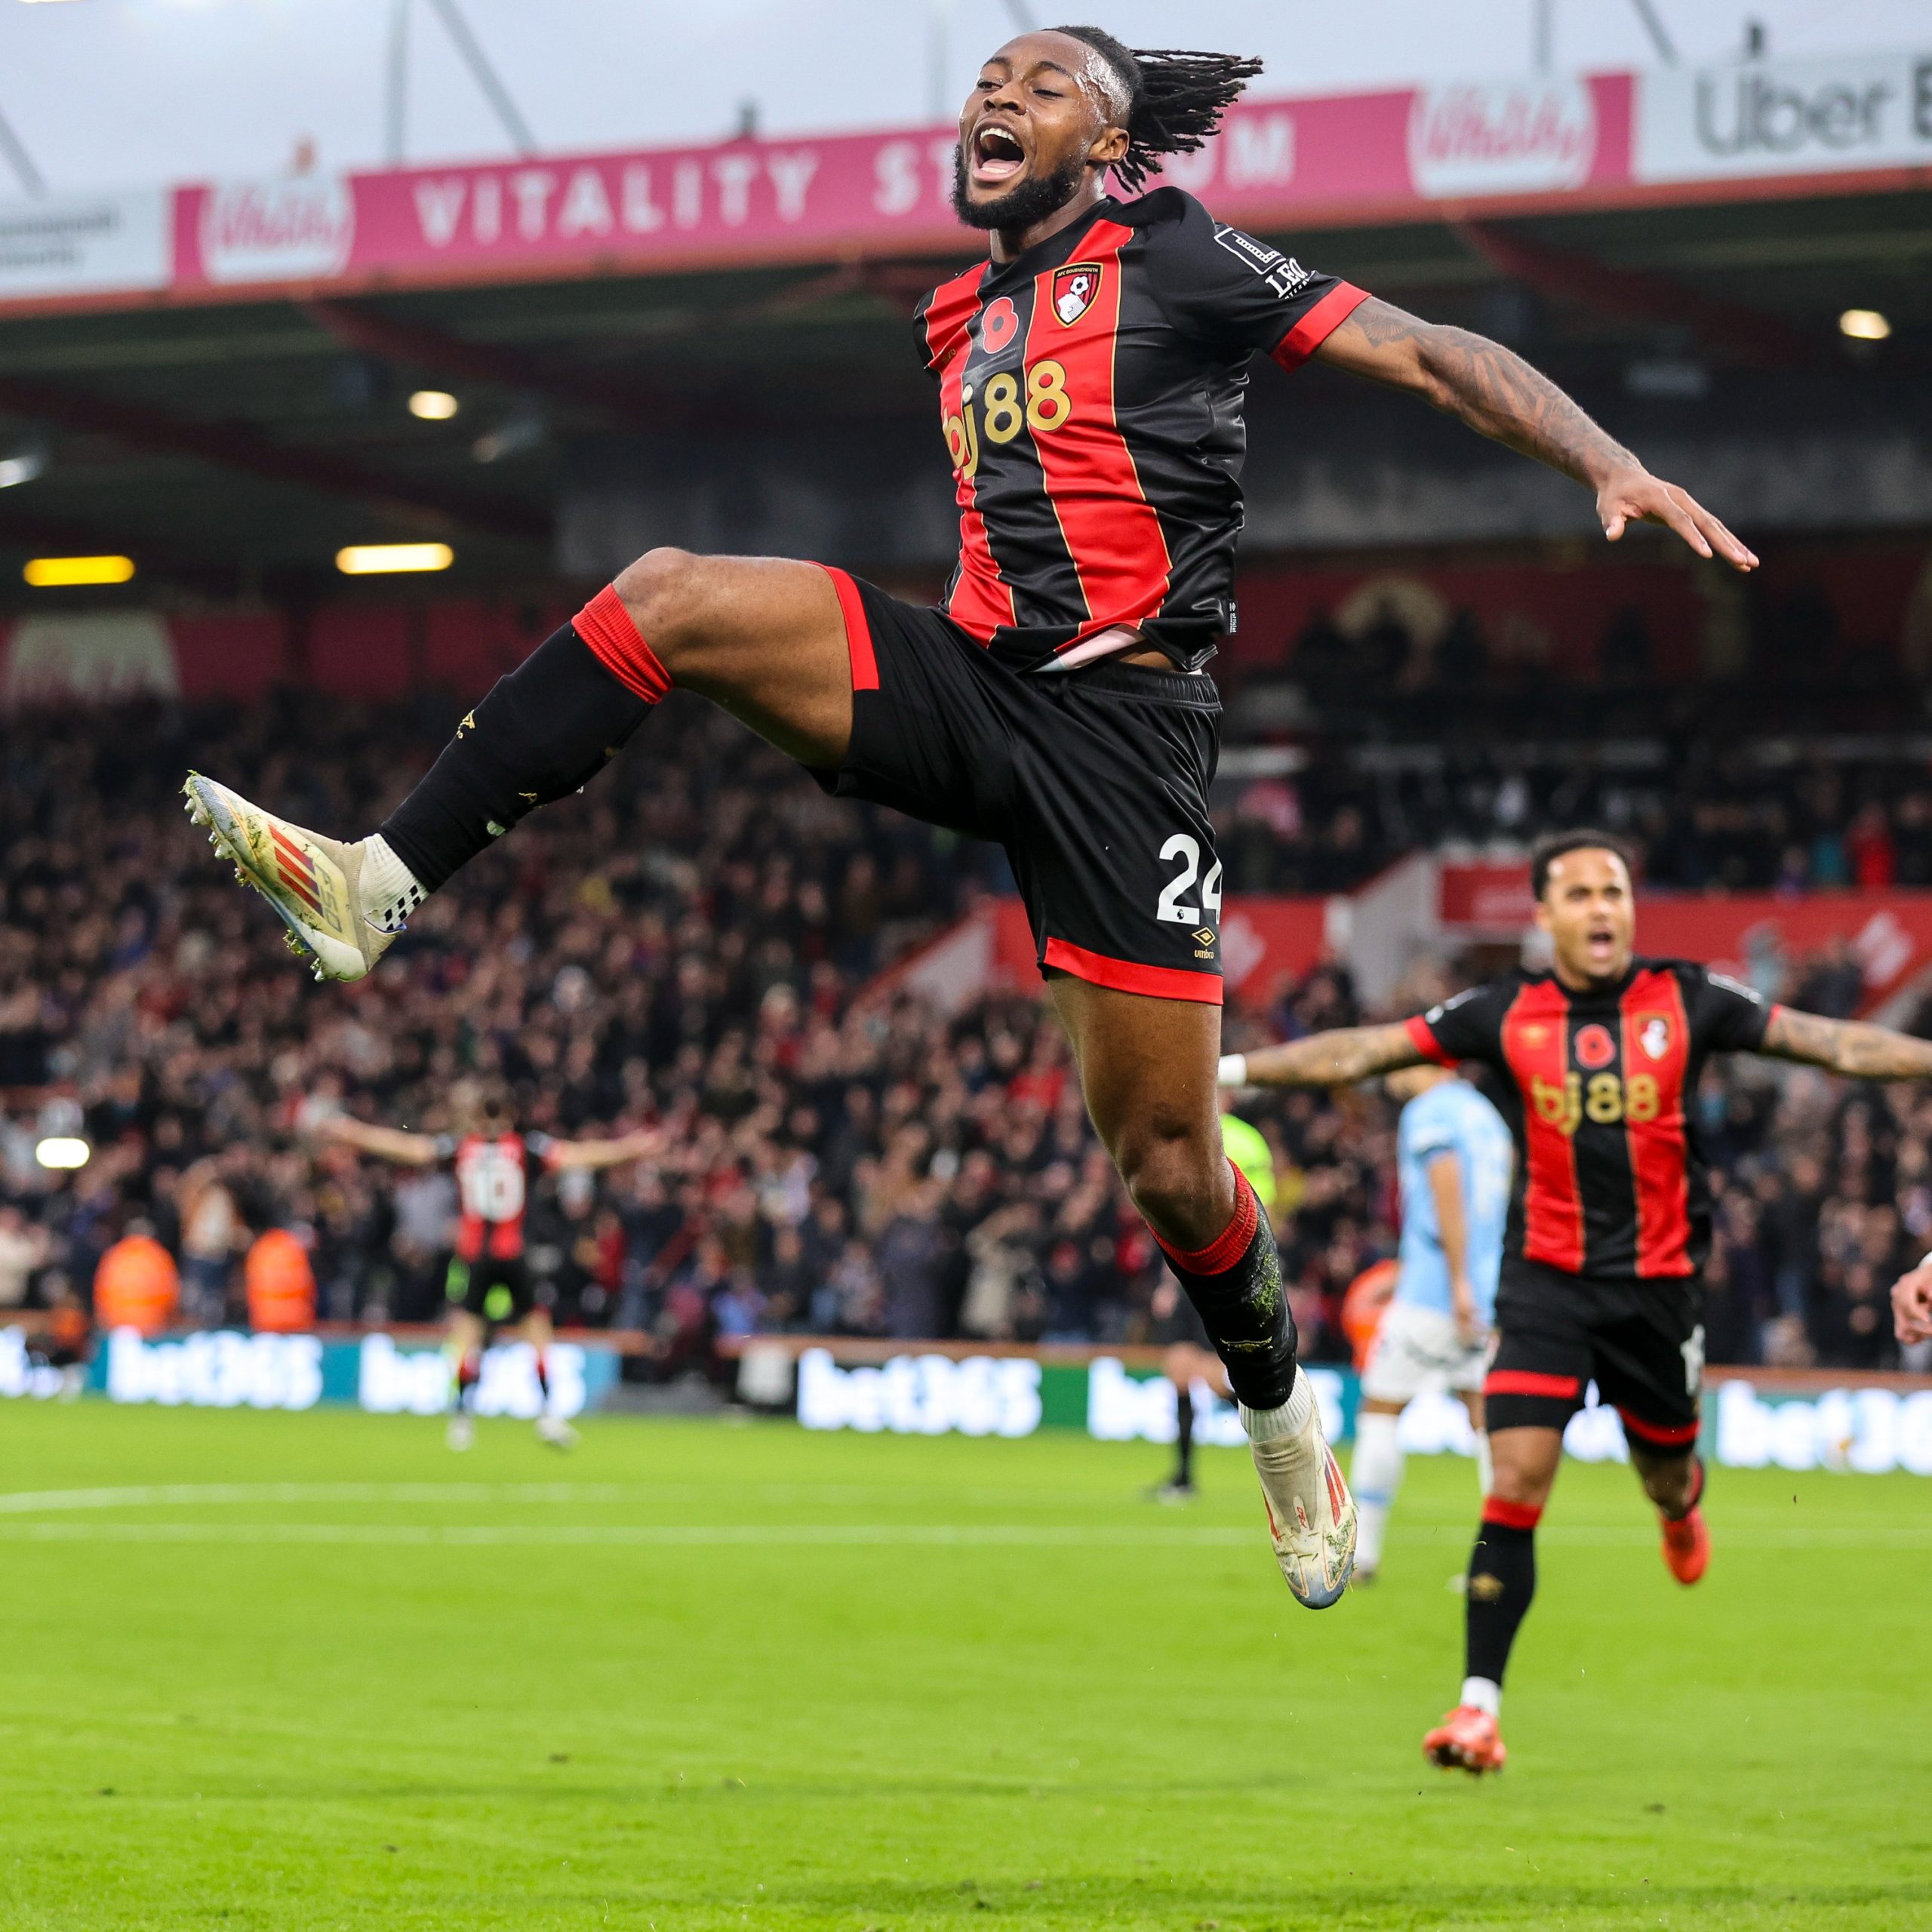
left=549, top=1127, right=661, bottom=1174
left=1222, top=1023, right=1426, bottom=1090
left=1313, top=299, right=1757, bottom=573
left=1426, top=1151, right=1484, bottom=1344
left=1758, top=1007, right=1932, bottom=1081
left=319, top=1117, right=440, bottom=1167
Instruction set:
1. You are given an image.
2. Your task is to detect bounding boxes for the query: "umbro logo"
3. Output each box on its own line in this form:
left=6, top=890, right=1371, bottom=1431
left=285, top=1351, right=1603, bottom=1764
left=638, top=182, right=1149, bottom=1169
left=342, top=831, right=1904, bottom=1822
left=1192, top=928, right=1215, bottom=948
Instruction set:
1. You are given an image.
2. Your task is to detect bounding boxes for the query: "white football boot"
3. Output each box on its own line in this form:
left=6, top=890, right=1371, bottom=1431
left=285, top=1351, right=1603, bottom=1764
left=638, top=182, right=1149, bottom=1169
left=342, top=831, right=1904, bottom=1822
left=1250, top=1398, right=1358, bottom=1608
left=535, top=1414, right=580, bottom=1451
left=183, top=774, right=399, bottom=983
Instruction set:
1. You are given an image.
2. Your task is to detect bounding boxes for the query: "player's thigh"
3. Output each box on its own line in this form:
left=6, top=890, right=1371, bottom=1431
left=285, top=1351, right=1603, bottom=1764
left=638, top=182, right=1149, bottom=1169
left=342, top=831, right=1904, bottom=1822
left=1484, top=1261, right=1593, bottom=1436
left=1591, top=1289, right=1703, bottom=1457
left=611, top=550, right=854, bottom=768
left=1014, top=666, right=1226, bottom=1009
left=1049, top=974, right=1225, bottom=1214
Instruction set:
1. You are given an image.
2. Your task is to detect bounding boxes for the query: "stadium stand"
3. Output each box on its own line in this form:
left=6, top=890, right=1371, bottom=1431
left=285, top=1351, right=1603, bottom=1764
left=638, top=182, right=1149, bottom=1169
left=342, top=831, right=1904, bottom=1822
left=2, top=641, right=1929, bottom=1374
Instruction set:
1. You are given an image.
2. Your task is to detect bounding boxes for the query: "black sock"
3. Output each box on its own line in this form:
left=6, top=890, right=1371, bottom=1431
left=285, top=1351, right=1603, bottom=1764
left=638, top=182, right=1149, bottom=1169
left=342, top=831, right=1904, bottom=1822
left=1173, top=1388, right=1195, bottom=1485
left=1154, top=1164, right=1297, bottom=1411
left=380, top=621, right=652, bottom=891
left=1465, top=1516, right=1537, bottom=1687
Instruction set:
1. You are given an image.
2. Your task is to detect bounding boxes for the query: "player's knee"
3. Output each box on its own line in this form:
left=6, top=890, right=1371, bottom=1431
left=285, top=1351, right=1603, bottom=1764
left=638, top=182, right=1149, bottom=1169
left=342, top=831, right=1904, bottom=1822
left=611, top=546, right=706, bottom=657
left=1118, top=1127, right=1227, bottom=1251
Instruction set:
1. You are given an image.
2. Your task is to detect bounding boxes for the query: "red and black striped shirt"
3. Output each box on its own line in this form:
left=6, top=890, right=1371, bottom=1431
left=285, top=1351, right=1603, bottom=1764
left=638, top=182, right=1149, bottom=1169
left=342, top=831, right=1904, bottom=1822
left=1406, top=961, right=1776, bottom=1281
left=914, top=188, right=1366, bottom=672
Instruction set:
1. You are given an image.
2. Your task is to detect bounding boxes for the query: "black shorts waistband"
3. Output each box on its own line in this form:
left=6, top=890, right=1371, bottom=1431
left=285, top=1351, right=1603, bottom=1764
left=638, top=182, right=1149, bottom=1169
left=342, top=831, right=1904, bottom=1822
left=1049, top=660, right=1223, bottom=710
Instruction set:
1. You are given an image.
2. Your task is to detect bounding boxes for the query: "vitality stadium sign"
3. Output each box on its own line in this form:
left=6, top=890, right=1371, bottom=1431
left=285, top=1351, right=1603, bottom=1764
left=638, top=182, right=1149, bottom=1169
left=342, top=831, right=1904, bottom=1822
left=8, top=54, right=1927, bottom=313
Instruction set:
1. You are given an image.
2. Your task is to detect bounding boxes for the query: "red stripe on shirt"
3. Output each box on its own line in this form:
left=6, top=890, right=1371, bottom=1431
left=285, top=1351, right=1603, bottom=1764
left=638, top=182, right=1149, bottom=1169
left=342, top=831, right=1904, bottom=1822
left=1623, top=968, right=1694, bottom=1278
left=924, top=263, right=1014, bottom=644
left=1270, top=281, right=1371, bottom=371
left=1503, top=980, right=1586, bottom=1272
left=1023, top=222, right=1171, bottom=644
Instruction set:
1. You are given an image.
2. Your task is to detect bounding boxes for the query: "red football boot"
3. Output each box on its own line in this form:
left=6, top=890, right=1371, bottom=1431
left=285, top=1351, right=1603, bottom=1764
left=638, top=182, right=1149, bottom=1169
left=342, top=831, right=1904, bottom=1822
left=1660, top=1504, right=1709, bottom=1585
left=1423, top=1704, right=1507, bottom=1776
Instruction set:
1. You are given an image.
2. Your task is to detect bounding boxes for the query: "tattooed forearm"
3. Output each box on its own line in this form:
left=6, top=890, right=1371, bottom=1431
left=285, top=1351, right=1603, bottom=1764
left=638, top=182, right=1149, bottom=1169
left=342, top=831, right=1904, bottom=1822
left=1322, top=299, right=1638, bottom=490
left=1414, top=327, right=1636, bottom=488
left=1242, top=1023, right=1424, bottom=1089
left=1761, top=1007, right=1932, bottom=1080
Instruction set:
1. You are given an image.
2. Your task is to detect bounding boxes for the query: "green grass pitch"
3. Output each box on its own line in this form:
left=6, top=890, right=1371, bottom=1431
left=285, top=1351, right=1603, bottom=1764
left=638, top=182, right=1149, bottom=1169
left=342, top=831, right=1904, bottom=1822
left=2, top=1401, right=1928, bottom=1930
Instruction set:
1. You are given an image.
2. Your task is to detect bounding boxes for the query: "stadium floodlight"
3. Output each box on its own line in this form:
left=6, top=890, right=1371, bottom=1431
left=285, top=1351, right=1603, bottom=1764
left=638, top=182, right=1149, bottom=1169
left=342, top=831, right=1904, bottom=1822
left=23, top=555, right=134, bottom=586
left=34, top=1137, right=89, bottom=1171
left=336, top=543, right=454, bottom=574
left=1838, top=309, right=1891, bottom=342
left=408, top=389, right=460, bottom=420
left=0, top=442, right=45, bottom=488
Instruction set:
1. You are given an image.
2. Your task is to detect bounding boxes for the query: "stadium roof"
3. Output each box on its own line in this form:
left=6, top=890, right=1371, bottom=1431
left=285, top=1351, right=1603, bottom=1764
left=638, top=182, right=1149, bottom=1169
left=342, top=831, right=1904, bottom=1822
left=0, top=54, right=1926, bottom=609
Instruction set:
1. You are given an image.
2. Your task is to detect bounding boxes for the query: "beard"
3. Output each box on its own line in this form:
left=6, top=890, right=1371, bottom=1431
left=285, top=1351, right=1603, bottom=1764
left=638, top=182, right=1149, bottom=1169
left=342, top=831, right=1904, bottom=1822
left=950, top=145, right=1090, bottom=232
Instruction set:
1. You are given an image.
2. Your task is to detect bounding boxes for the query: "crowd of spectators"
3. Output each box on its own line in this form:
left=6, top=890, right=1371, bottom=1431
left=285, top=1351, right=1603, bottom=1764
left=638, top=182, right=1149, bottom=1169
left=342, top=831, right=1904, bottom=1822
left=0, top=689, right=1927, bottom=1380
left=1215, top=589, right=1932, bottom=897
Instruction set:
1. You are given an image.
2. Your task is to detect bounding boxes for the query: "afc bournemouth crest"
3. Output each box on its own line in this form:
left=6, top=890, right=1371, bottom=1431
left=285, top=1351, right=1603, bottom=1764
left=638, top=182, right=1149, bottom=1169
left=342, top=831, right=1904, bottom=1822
left=1052, top=263, right=1102, bottom=325
left=1638, top=1014, right=1672, bottom=1061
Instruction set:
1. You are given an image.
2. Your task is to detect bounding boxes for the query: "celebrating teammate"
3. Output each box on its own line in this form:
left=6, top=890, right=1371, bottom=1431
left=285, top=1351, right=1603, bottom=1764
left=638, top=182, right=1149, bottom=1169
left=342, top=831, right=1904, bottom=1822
left=320, top=1091, right=655, bottom=1450
left=1224, top=829, right=1932, bottom=1769
left=186, top=26, right=1752, bottom=1607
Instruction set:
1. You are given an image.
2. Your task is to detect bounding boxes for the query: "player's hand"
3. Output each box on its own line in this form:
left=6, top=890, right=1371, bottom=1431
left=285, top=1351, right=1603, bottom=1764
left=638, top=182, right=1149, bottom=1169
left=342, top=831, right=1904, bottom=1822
left=1451, top=1279, right=1485, bottom=1348
left=1598, top=466, right=1757, bottom=572
left=1890, top=1263, right=1932, bottom=1346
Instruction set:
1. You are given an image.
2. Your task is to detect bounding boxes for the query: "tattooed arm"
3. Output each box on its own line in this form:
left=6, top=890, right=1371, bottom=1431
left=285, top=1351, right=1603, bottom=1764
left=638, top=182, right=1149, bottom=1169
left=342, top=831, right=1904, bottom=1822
left=1757, top=1006, right=1932, bottom=1080
left=1222, top=1023, right=1426, bottom=1090
left=1313, top=297, right=1757, bottom=572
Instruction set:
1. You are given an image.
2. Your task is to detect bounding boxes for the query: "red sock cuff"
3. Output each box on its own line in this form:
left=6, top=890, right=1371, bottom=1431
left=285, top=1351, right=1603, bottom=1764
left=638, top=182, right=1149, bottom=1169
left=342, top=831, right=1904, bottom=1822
left=574, top=586, right=672, bottom=703
left=1152, top=1161, right=1258, bottom=1276
left=1481, top=1495, right=1543, bottom=1531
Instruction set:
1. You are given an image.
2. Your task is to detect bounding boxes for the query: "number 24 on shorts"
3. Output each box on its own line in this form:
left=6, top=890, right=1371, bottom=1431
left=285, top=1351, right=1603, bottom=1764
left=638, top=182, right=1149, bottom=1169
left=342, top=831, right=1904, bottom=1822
left=1156, top=834, right=1222, bottom=927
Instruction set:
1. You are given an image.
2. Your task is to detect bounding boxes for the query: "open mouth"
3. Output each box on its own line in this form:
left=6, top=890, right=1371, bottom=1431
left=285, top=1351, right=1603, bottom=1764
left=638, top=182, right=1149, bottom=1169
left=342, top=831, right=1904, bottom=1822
left=971, top=123, right=1027, bottom=186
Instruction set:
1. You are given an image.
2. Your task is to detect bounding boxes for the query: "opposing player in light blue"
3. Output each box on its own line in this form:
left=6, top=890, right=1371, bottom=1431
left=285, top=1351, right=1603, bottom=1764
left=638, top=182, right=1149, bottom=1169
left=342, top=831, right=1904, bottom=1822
left=1352, top=1064, right=1514, bottom=1581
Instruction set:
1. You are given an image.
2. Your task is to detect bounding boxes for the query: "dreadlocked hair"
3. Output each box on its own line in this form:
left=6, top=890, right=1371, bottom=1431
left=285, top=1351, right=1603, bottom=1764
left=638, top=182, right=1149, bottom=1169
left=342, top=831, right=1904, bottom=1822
left=1054, top=26, right=1263, bottom=195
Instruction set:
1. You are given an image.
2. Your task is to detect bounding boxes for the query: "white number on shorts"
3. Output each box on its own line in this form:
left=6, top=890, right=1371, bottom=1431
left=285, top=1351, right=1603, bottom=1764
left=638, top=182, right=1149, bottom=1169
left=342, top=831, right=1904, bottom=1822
left=1202, top=860, right=1223, bottom=920
left=1681, top=1323, right=1705, bottom=1396
left=1156, top=835, right=1201, bottom=924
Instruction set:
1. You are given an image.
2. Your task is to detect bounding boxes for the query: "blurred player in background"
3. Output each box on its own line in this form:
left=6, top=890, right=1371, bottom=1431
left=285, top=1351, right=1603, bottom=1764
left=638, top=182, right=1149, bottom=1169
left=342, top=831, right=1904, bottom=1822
left=1352, top=1064, right=1511, bottom=1581
left=321, top=1091, right=655, bottom=1450
left=1225, top=829, right=1932, bottom=1772
left=1150, top=1110, right=1275, bottom=1501
left=189, top=23, right=1752, bottom=1610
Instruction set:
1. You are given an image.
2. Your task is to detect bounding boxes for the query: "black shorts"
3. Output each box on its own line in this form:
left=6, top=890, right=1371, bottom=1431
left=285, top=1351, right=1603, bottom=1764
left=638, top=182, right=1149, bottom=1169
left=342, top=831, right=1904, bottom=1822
left=446, top=1254, right=534, bottom=1326
left=813, top=572, right=1224, bottom=1003
left=1485, top=1257, right=1705, bottom=1452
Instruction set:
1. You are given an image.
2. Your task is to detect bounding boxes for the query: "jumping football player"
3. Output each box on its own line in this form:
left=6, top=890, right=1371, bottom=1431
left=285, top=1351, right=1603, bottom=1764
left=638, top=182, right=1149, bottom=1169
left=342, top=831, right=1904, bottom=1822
left=1354, top=1064, right=1512, bottom=1580
left=186, top=26, right=1753, bottom=1607
left=320, top=1092, right=655, bottom=1449
left=1223, top=829, right=1932, bottom=1766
